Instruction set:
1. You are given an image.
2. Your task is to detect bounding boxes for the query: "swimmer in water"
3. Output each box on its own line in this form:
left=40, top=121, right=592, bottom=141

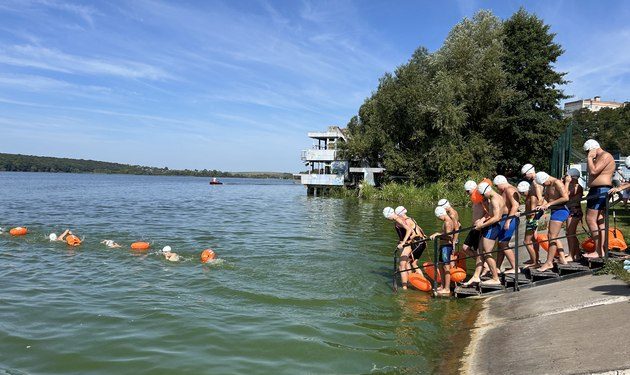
left=101, top=239, right=122, bottom=248
left=161, top=246, right=180, bottom=262
left=49, top=230, right=71, bottom=242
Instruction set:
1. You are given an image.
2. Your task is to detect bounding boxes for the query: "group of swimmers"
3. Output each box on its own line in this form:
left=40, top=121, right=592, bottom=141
left=384, top=139, right=629, bottom=295
left=3, top=227, right=217, bottom=264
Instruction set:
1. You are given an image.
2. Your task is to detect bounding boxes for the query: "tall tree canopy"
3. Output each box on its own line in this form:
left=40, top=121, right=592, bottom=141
left=345, top=9, right=568, bottom=184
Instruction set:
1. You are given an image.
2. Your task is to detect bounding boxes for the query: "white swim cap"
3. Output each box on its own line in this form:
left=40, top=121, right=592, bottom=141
left=521, top=164, right=535, bottom=176
left=493, top=175, right=508, bottom=185
left=517, top=181, right=530, bottom=193
left=464, top=180, right=477, bottom=192
left=162, top=246, right=172, bottom=253
left=394, top=206, right=407, bottom=215
left=567, top=168, right=581, bottom=178
left=477, top=181, right=491, bottom=195
left=49, top=233, right=57, bottom=241
left=434, top=206, right=447, bottom=218
left=535, top=171, right=550, bottom=185
left=583, top=139, right=600, bottom=151
left=382, top=207, right=395, bottom=219
left=437, top=199, right=451, bottom=208
left=626, top=156, right=630, bottom=167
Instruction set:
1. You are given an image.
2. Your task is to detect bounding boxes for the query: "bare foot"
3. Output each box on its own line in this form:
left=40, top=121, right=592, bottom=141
left=480, top=279, right=501, bottom=286
left=503, top=268, right=518, bottom=275
left=437, top=290, right=451, bottom=296
left=537, top=264, right=554, bottom=272
left=583, top=252, right=601, bottom=259
left=462, top=278, right=481, bottom=287
left=524, top=262, right=541, bottom=269
left=565, top=255, right=573, bottom=262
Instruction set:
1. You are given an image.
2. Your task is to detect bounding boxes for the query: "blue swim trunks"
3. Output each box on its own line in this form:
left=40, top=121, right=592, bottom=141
left=550, top=206, right=570, bottom=222
left=440, top=244, right=453, bottom=263
left=586, top=185, right=611, bottom=210
left=482, top=223, right=501, bottom=240
left=498, top=216, right=520, bottom=243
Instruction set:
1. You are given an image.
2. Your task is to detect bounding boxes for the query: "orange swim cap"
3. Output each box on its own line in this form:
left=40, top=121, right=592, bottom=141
left=201, top=249, right=216, bottom=263
left=66, top=235, right=81, bottom=246
left=470, top=190, right=484, bottom=204
left=481, top=178, right=493, bottom=186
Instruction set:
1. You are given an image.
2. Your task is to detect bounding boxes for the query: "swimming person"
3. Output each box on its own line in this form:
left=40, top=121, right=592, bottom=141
left=564, top=168, right=584, bottom=261
left=101, top=239, right=122, bottom=248
left=384, top=206, right=417, bottom=290
left=429, top=206, right=454, bottom=296
left=49, top=229, right=71, bottom=242
left=493, top=175, right=521, bottom=274
left=394, top=206, right=427, bottom=278
left=161, top=246, right=180, bottom=262
left=583, top=139, right=615, bottom=259
left=474, top=181, right=506, bottom=286
left=535, top=171, right=570, bottom=272
left=517, top=181, right=541, bottom=268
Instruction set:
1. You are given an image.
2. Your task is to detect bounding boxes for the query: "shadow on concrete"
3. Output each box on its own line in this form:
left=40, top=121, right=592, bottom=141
left=590, top=284, right=630, bottom=296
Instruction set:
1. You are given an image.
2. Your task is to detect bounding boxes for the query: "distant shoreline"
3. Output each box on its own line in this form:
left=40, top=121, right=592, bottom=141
left=0, top=153, right=293, bottom=180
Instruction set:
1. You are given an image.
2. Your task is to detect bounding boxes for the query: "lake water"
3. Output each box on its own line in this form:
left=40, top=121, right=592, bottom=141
left=0, top=173, right=477, bottom=374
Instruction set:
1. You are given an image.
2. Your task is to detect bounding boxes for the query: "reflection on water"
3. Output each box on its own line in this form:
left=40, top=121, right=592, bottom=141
left=0, top=173, right=477, bottom=374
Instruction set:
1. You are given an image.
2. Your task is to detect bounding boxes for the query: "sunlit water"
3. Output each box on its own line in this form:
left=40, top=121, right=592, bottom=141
left=0, top=173, right=477, bottom=374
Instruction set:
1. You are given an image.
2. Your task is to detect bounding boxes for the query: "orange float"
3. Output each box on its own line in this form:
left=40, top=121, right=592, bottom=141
left=422, top=261, right=442, bottom=283
left=608, top=228, right=627, bottom=251
left=535, top=233, right=550, bottom=251
left=131, top=242, right=150, bottom=250
left=200, top=249, right=216, bottom=263
left=408, top=274, right=432, bottom=292
left=581, top=238, right=596, bottom=253
left=454, top=251, right=466, bottom=270
left=9, top=227, right=28, bottom=236
left=66, top=235, right=81, bottom=247
left=450, top=267, right=467, bottom=283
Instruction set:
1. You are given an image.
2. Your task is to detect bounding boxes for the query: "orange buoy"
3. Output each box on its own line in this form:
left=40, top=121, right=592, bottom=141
left=450, top=267, right=467, bottom=283
left=66, top=235, right=81, bottom=247
left=581, top=238, right=596, bottom=253
left=9, top=227, right=28, bottom=236
left=608, top=229, right=627, bottom=251
left=200, top=249, right=216, bottom=263
left=131, top=242, right=150, bottom=250
left=422, top=261, right=442, bottom=283
left=535, top=233, right=550, bottom=251
left=454, top=251, right=466, bottom=270
left=408, top=273, right=432, bottom=292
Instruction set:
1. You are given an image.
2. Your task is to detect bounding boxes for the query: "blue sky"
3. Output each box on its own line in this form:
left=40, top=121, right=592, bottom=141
left=0, top=0, right=628, bottom=172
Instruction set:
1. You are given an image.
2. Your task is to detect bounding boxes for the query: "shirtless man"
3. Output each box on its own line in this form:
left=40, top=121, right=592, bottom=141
left=429, top=206, right=455, bottom=296
left=583, top=139, right=616, bottom=258
left=493, top=175, right=520, bottom=274
left=437, top=198, right=461, bottom=253
left=610, top=156, right=630, bottom=196
left=517, top=181, right=540, bottom=267
left=535, top=172, right=570, bottom=272
left=564, top=168, right=584, bottom=261
left=161, top=246, right=180, bottom=262
left=461, top=180, right=491, bottom=286
left=474, top=181, right=506, bottom=286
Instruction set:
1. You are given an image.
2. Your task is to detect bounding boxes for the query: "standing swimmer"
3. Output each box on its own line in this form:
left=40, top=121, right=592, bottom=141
left=429, top=206, right=455, bottom=296
left=384, top=207, right=416, bottom=290
left=394, top=206, right=427, bottom=278
left=493, top=175, right=521, bottom=274
left=564, top=168, right=584, bottom=261
left=535, top=172, right=570, bottom=272
left=517, top=181, right=541, bottom=268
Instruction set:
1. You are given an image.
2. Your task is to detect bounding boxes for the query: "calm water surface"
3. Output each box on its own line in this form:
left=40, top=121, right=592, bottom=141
left=0, top=173, right=476, bottom=374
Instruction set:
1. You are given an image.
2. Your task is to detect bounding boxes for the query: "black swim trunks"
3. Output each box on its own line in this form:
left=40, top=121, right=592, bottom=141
left=463, top=229, right=481, bottom=251
left=410, top=240, right=427, bottom=261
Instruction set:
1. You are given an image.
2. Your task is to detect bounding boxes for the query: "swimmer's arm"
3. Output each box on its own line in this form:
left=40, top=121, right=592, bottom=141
left=588, top=152, right=611, bottom=174
left=534, top=183, right=545, bottom=205
left=444, top=220, right=454, bottom=242
left=478, top=201, right=502, bottom=228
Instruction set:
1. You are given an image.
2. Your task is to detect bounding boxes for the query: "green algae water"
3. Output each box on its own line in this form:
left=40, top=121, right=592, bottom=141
left=0, top=173, right=477, bottom=374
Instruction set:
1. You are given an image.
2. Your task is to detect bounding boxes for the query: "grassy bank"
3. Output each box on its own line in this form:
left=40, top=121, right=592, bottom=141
left=331, top=181, right=471, bottom=207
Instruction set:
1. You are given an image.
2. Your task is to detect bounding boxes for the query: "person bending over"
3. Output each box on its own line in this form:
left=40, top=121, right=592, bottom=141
left=394, top=206, right=427, bottom=279
left=535, top=172, right=570, bottom=272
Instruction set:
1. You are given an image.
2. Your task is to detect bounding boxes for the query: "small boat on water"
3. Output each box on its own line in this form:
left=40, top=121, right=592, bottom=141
left=209, top=177, right=223, bottom=185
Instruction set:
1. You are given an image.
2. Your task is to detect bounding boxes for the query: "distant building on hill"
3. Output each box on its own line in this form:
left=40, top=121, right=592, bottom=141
left=563, top=96, right=625, bottom=118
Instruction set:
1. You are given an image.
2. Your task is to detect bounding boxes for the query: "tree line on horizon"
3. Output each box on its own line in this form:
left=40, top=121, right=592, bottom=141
left=0, top=153, right=293, bottom=179
left=343, top=9, right=574, bottom=184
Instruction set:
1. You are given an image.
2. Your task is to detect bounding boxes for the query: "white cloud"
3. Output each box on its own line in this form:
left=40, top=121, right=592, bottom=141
left=0, top=45, right=172, bottom=80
